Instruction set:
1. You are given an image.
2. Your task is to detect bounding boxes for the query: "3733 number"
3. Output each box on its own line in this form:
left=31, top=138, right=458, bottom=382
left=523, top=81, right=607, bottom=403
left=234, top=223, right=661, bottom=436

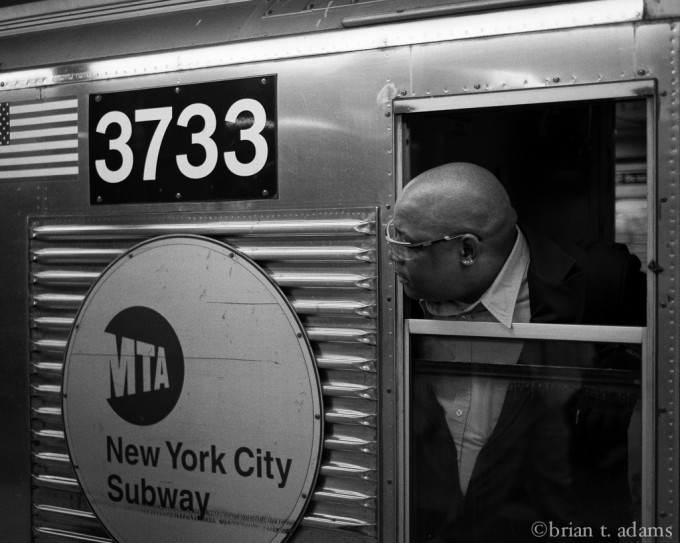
left=95, top=99, right=268, bottom=183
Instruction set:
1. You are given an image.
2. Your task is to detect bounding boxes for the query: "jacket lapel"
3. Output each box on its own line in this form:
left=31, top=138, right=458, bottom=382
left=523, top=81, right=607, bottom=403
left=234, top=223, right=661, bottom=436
left=523, top=229, right=586, bottom=325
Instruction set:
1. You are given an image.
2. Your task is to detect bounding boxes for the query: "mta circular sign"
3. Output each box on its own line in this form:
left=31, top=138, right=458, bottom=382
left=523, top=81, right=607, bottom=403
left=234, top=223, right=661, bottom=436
left=63, top=236, right=323, bottom=543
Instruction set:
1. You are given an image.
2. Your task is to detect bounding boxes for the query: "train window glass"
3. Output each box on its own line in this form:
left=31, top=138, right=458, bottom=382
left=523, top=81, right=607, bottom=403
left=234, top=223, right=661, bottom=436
left=408, top=324, right=644, bottom=542
left=398, top=94, right=650, bottom=542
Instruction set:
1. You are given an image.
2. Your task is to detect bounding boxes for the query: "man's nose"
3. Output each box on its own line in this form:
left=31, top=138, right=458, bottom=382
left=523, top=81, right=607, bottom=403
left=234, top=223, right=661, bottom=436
left=387, top=248, right=404, bottom=264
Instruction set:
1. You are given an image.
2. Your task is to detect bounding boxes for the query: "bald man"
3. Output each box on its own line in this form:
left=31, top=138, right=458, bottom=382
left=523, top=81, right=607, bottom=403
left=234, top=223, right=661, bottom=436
left=387, top=163, right=645, bottom=542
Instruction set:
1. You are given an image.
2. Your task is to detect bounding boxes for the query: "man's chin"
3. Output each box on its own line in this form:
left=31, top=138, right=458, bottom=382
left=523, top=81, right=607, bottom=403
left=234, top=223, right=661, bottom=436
left=395, top=274, right=429, bottom=300
left=402, top=283, right=422, bottom=300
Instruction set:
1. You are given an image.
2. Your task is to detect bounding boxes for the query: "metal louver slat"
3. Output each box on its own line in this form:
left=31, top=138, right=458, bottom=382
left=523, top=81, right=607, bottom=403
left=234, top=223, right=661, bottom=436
left=32, top=429, right=65, bottom=441
left=32, top=270, right=102, bottom=286
left=32, top=318, right=75, bottom=331
left=31, top=407, right=62, bottom=419
left=32, top=294, right=84, bottom=310
left=33, top=452, right=70, bottom=464
left=32, top=339, right=69, bottom=353
left=35, top=504, right=97, bottom=521
left=32, top=475, right=79, bottom=490
left=31, top=218, right=374, bottom=240
left=325, top=409, right=377, bottom=427
left=34, top=527, right=112, bottom=543
left=321, top=463, right=376, bottom=481
left=324, top=436, right=377, bottom=455
left=307, top=327, right=377, bottom=344
left=32, top=248, right=126, bottom=264
left=321, top=450, right=377, bottom=482
left=34, top=272, right=375, bottom=296
left=301, top=501, right=376, bottom=537
left=30, top=356, right=379, bottom=374
left=29, top=208, right=379, bottom=541
left=31, top=384, right=62, bottom=397
left=32, top=245, right=375, bottom=264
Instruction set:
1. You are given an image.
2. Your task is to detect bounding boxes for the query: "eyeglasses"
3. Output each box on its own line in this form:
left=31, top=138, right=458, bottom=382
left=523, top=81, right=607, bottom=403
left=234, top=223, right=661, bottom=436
left=384, top=218, right=480, bottom=261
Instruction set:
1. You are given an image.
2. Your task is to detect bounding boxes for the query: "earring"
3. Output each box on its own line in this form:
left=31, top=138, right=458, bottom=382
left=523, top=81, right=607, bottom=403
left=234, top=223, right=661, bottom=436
left=462, top=258, right=474, bottom=266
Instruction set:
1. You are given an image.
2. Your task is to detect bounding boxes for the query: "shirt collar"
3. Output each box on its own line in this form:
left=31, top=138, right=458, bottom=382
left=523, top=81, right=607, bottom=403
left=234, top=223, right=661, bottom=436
left=422, top=227, right=530, bottom=328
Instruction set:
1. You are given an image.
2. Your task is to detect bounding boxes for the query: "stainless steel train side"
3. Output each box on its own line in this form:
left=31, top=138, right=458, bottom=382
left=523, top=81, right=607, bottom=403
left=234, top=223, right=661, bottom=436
left=0, top=0, right=678, bottom=542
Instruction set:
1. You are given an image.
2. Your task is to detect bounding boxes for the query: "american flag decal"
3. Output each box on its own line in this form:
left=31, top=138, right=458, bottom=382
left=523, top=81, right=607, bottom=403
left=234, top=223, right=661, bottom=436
left=0, top=97, right=78, bottom=180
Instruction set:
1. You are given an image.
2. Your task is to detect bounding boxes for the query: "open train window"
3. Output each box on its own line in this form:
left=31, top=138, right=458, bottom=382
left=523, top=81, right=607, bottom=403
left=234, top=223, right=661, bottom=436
left=402, top=96, right=648, bottom=262
left=394, top=82, right=654, bottom=543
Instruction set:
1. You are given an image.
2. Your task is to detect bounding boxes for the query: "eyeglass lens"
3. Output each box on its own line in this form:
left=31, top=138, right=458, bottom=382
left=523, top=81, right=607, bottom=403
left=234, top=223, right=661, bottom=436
left=388, top=244, right=415, bottom=261
left=386, top=221, right=418, bottom=261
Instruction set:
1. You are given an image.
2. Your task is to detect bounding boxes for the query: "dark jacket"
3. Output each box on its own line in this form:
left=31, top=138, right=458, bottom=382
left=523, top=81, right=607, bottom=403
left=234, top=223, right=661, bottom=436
left=412, top=230, right=646, bottom=543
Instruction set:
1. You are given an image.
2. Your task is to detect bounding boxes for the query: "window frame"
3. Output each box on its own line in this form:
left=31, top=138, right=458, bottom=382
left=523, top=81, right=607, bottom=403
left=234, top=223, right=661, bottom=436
left=394, top=80, right=657, bottom=543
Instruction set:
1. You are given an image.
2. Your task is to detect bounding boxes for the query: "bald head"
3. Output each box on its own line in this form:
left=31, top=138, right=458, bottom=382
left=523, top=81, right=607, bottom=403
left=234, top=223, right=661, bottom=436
left=397, top=163, right=516, bottom=246
left=391, top=163, right=518, bottom=303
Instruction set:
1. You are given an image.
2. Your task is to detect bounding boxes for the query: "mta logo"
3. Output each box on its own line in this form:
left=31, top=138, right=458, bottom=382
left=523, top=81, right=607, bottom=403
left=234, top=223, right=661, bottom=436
left=109, top=339, right=170, bottom=397
left=106, top=307, right=184, bottom=426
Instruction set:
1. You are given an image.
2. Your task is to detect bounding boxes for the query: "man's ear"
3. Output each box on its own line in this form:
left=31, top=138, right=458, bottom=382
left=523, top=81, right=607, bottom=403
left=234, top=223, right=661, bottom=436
left=460, top=234, right=478, bottom=266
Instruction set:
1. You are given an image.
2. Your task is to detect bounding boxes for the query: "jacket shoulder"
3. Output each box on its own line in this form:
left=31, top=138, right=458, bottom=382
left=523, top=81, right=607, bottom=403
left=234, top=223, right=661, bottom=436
left=576, top=241, right=646, bottom=326
left=522, top=227, right=646, bottom=326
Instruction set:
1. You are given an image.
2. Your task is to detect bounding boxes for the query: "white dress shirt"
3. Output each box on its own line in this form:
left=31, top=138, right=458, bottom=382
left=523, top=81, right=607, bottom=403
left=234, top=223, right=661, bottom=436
left=419, top=228, right=531, bottom=495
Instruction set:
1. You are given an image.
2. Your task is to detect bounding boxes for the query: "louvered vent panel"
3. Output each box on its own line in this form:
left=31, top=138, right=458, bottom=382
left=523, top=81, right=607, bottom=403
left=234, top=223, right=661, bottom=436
left=29, top=209, right=378, bottom=542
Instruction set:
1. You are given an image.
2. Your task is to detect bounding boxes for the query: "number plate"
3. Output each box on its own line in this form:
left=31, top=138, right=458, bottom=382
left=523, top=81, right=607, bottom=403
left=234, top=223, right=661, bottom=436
left=89, top=76, right=277, bottom=205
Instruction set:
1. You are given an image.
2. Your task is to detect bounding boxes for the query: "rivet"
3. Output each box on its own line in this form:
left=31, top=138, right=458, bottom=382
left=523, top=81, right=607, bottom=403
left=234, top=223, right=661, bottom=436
left=261, top=78, right=267, bottom=84
left=637, top=69, right=646, bottom=76
left=229, top=252, right=234, bottom=258
left=175, top=87, right=181, bottom=94
left=553, top=77, right=560, bottom=83
left=315, top=414, right=320, bottom=419
left=95, top=95, right=102, bottom=102
left=262, top=189, right=270, bottom=197
left=175, top=193, right=182, bottom=200
left=385, top=111, right=391, bottom=117
left=96, top=196, right=103, bottom=204
left=400, top=90, right=407, bottom=96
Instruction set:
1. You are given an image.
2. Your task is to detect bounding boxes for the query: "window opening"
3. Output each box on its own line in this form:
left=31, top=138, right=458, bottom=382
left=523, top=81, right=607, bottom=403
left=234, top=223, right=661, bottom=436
left=398, top=95, right=650, bottom=542
left=406, top=99, right=647, bottom=259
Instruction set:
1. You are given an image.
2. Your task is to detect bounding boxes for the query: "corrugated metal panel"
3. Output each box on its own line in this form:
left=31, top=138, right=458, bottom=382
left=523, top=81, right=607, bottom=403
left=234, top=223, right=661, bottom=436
left=29, top=208, right=379, bottom=542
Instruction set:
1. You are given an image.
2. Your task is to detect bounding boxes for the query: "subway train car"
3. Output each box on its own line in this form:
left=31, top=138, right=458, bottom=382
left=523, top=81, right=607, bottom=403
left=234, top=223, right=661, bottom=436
left=0, top=0, right=678, bottom=541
